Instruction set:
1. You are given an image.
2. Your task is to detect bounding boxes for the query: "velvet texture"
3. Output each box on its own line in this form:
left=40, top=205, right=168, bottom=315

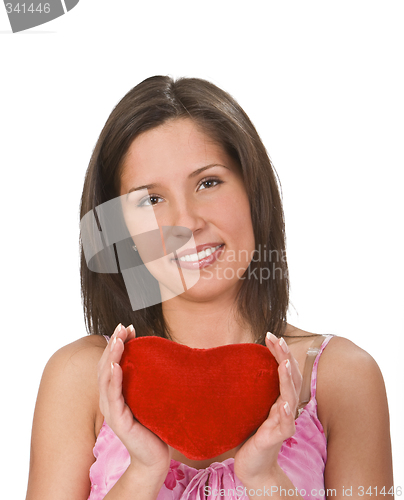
left=120, top=336, right=280, bottom=460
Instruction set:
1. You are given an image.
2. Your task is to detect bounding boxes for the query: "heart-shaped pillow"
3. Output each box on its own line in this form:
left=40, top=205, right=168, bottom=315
left=120, top=336, right=279, bottom=460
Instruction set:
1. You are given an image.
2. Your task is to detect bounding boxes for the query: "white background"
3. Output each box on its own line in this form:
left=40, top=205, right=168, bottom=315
left=0, top=1, right=403, bottom=497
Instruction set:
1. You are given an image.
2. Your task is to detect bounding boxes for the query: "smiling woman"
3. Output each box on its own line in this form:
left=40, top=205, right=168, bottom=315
left=25, top=76, right=394, bottom=500
left=79, top=76, right=289, bottom=345
left=119, top=118, right=256, bottom=318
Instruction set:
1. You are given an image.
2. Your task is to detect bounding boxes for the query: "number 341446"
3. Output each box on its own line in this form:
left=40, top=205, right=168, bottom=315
left=5, top=3, right=51, bottom=14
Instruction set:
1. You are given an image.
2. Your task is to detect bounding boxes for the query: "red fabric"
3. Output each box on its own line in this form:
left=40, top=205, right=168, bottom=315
left=120, top=336, right=279, bottom=460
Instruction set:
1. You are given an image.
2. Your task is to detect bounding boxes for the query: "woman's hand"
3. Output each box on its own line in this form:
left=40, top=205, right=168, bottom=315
left=98, top=324, right=172, bottom=478
left=234, top=332, right=302, bottom=485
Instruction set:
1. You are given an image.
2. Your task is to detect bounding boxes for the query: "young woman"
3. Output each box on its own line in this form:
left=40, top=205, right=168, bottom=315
left=26, top=76, right=394, bottom=500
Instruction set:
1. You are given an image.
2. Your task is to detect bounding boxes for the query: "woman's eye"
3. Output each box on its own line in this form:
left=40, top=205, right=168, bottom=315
left=198, top=177, right=223, bottom=191
left=138, top=195, right=162, bottom=207
left=136, top=178, right=222, bottom=206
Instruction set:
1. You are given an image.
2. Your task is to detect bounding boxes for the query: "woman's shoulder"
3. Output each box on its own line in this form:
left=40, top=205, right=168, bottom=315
left=35, top=335, right=109, bottom=443
left=44, top=334, right=107, bottom=383
left=48, top=334, right=108, bottom=364
left=284, top=324, right=380, bottom=376
left=318, top=334, right=383, bottom=389
left=40, top=335, right=108, bottom=418
left=285, top=326, right=386, bottom=437
left=314, top=334, right=392, bottom=485
left=315, top=334, right=388, bottom=438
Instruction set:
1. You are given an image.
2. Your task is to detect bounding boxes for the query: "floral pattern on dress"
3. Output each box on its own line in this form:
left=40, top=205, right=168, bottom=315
left=164, top=461, right=186, bottom=490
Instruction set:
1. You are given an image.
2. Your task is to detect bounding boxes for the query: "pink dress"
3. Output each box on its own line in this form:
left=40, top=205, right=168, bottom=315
left=88, top=335, right=334, bottom=500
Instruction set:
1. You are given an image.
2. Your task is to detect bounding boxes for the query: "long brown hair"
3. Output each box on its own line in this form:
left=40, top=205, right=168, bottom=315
left=79, top=76, right=289, bottom=343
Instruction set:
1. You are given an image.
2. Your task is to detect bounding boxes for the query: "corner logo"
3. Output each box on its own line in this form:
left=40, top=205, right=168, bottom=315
left=3, top=0, right=79, bottom=32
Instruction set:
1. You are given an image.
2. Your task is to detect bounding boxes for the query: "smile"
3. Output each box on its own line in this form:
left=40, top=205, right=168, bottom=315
left=178, top=244, right=222, bottom=262
left=171, top=244, right=225, bottom=270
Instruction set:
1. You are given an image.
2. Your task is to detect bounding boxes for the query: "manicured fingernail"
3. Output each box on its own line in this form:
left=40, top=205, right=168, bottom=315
left=279, top=337, right=289, bottom=354
left=266, top=332, right=277, bottom=343
left=285, top=359, right=291, bottom=375
left=128, top=324, right=134, bottom=332
left=113, top=323, right=122, bottom=337
left=111, top=362, right=114, bottom=376
left=283, top=401, right=291, bottom=416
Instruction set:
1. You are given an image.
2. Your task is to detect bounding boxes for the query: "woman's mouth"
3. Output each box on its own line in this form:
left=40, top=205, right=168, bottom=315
left=171, top=244, right=225, bottom=270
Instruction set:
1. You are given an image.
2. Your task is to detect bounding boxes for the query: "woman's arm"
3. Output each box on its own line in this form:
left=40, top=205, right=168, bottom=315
left=25, top=336, right=105, bottom=500
left=318, top=337, right=394, bottom=498
left=26, top=331, right=170, bottom=500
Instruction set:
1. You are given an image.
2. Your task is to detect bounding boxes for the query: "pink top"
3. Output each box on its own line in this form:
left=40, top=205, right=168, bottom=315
left=88, top=335, right=334, bottom=500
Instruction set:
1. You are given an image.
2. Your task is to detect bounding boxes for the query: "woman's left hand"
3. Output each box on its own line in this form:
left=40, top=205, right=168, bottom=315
left=233, top=332, right=302, bottom=486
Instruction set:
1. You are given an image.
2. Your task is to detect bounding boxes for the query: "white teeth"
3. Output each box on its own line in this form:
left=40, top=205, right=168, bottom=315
left=178, top=245, right=222, bottom=262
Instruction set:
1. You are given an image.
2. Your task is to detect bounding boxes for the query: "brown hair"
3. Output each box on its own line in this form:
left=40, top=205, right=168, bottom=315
left=79, top=76, right=289, bottom=343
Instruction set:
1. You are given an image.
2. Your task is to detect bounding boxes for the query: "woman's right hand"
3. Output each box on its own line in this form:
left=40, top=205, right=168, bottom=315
left=98, top=324, right=172, bottom=478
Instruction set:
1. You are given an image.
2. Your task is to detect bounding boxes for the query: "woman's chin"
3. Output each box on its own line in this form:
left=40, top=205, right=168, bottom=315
left=161, top=279, right=239, bottom=304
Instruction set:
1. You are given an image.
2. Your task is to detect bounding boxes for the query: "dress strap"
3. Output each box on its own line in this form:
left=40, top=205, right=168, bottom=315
left=296, top=334, right=334, bottom=416
left=310, top=334, right=334, bottom=400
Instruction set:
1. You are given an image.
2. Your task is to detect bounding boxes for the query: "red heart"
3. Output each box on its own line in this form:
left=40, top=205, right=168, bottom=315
left=120, top=336, right=279, bottom=460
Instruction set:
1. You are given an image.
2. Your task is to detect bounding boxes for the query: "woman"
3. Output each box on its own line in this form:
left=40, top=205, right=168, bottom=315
left=26, top=76, right=394, bottom=500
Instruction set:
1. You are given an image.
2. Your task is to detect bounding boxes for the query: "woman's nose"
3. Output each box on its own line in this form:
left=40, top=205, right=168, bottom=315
left=166, top=197, right=206, bottom=235
left=157, top=199, right=205, bottom=256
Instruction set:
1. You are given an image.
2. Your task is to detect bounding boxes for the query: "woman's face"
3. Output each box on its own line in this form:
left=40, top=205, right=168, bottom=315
left=119, top=118, right=255, bottom=303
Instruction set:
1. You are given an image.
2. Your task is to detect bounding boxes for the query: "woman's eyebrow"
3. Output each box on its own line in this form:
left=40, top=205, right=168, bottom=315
left=127, top=163, right=230, bottom=195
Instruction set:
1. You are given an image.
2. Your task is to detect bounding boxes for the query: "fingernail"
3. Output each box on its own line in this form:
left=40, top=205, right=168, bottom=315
left=283, top=401, right=291, bottom=416
left=279, top=337, right=289, bottom=354
left=113, top=323, right=122, bottom=337
left=285, top=359, right=291, bottom=375
left=111, top=362, right=114, bottom=376
left=266, top=332, right=277, bottom=344
left=128, top=324, right=134, bottom=332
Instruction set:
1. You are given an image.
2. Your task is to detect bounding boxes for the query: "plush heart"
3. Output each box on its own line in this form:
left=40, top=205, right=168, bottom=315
left=120, top=336, right=279, bottom=460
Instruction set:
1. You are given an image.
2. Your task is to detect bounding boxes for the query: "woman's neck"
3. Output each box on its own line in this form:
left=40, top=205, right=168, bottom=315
left=161, top=294, right=254, bottom=348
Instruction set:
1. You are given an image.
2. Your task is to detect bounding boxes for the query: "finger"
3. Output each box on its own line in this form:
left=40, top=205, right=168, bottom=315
left=255, top=397, right=295, bottom=447
left=98, top=323, right=125, bottom=375
left=278, top=359, right=299, bottom=416
left=98, top=343, right=123, bottom=417
left=107, top=362, right=125, bottom=419
left=265, top=333, right=302, bottom=394
left=113, top=323, right=129, bottom=344
left=105, top=362, right=137, bottom=432
left=98, top=337, right=125, bottom=416
left=279, top=399, right=296, bottom=440
left=98, top=324, right=126, bottom=397
left=98, top=323, right=136, bottom=412
left=108, top=327, right=135, bottom=368
left=265, top=332, right=289, bottom=364
left=113, top=324, right=137, bottom=349
left=99, top=324, right=136, bottom=411
left=265, top=392, right=296, bottom=441
left=125, top=324, right=136, bottom=343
